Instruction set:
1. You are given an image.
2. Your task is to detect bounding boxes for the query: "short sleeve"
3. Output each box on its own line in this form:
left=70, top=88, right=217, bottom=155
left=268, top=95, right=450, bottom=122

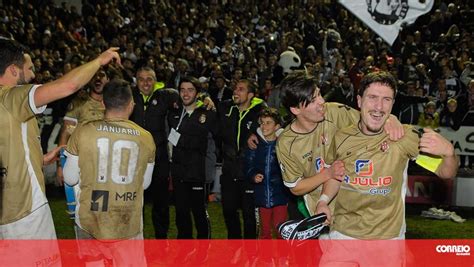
left=397, top=125, right=420, bottom=159
left=2, top=84, right=46, bottom=122
left=276, top=139, right=303, bottom=188
left=325, top=102, right=359, bottom=130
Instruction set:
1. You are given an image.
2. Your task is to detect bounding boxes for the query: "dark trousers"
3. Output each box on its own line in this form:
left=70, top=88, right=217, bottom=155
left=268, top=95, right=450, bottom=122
left=174, top=179, right=210, bottom=239
left=220, top=178, right=257, bottom=239
left=149, top=157, right=170, bottom=239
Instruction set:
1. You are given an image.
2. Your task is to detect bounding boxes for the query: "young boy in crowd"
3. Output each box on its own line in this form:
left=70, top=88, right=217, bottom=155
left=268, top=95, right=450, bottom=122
left=246, top=108, right=289, bottom=239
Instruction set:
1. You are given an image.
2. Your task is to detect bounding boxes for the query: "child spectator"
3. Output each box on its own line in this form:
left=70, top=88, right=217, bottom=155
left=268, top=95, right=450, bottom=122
left=418, top=101, right=440, bottom=129
left=245, top=108, right=289, bottom=239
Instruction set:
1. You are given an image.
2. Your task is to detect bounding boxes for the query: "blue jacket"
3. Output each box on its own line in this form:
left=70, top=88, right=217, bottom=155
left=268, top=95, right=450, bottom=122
left=245, top=128, right=289, bottom=208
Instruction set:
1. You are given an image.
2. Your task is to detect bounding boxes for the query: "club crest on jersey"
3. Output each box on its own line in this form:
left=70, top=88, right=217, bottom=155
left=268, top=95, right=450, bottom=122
left=199, top=114, right=206, bottom=123
left=152, top=99, right=158, bottom=105
left=320, top=134, right=328, bottom=145
left=380, top=141, right=389, bottom=152
left=246, top=121, right=253, bottom=130
left=315, top=157, right=325, bottom=173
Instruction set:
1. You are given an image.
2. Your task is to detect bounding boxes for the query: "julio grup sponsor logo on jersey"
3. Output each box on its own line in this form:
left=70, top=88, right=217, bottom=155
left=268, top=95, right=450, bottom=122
left=343, top=159, right=393, bottom=196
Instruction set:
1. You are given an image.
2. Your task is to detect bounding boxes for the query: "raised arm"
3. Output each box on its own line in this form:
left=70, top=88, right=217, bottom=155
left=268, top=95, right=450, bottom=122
left=419, top=128, right=459, bottom=179
left=34, top=48, right=121, bottom=107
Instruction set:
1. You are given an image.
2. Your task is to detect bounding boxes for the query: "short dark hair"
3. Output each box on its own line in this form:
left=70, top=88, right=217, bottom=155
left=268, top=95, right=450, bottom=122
left=178, top=76, right=201, bottom=92
left=280, top=70, right=319, bottom=109
left=259, top=107, right=282, bottom=125
left=237, top=79, right=258, bottom=94
left=358, top=71, right=397, bottom=97
left=103, top=79, right=132, bottom=110
left=0, top=38, right=27, bottom=76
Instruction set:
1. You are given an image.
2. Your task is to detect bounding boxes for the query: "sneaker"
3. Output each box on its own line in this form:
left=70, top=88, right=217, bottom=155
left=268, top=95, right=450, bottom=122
left=278, top=213, right=328, bottom=244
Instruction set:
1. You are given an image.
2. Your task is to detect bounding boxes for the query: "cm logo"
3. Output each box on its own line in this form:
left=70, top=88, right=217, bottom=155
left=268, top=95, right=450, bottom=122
left=355, top=159, right=374, bottom=176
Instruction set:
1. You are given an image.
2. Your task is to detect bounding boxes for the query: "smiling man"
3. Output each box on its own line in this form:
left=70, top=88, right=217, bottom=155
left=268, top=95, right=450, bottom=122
left=316, top=71, right=458, bottom=265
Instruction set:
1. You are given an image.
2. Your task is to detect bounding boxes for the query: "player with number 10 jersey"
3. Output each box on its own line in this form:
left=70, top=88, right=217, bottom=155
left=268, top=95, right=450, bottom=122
left=65, top=118, right=155, bottom=239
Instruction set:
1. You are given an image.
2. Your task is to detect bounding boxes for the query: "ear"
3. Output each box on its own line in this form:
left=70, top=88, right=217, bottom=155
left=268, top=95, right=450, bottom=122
left=357, top=95, right=362, bottom=109
left=9, top=65, right=18, bottom=76
left=289, top=106, right=301, bottom=116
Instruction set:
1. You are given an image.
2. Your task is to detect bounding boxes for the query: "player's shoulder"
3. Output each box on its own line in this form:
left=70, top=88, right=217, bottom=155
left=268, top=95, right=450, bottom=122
left=276, top=124, right=299, bottom=151
left=0, top=84, right=32, bottom=98
left=125, top=120, right=154, bottom=138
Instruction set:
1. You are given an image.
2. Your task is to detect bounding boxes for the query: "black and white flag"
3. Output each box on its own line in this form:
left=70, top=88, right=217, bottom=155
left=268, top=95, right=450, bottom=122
left=339, top=0, right=434, bottom=46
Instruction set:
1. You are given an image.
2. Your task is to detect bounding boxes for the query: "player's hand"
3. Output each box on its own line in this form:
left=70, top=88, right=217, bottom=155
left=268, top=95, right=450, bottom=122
left=254, top=174, right=264, bottom=183
left=419, top=128, right=455, bottom=157
left=384, top=115, right=404, bottom=141
left=316, top=201, right=332, bottom=225
left=327, top=160, right=345, bottom=182
left=202, top=96, right=216, bottom=111
left=97, top=47, right=122, bottom=67
left=43, top=146, right=63, bottom=166
left=247, top=134, right=258, bottom=150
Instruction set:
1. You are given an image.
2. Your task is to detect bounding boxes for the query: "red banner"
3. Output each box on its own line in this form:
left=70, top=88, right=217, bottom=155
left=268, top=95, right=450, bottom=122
left=0, top=240, right=472, bottom=266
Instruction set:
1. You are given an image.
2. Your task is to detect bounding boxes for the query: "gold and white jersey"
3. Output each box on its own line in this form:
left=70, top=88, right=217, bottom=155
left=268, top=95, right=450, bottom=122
left=0, top=84, right=47, bottom=224
left=276, top=103, right=359, bottom=215
left=64, top=94, right=105, bottom=129
left=66, top=118, right=155, bottom=239
left=326, top=124, right=419, bottom=239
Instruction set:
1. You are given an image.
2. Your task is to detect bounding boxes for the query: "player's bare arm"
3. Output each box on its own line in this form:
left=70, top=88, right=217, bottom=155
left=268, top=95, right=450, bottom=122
left=34, top=47, right=121, bottom=107
left=43, top=146, right=65, bottom=166
left=316, top=178, right=343, bottom=224
left=290, top=160, right=345, bottom=196
left=419, top=128, right=459, bottom=179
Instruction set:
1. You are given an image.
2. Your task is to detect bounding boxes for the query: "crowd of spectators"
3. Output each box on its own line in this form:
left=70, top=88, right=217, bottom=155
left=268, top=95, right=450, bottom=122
left=1, top=0, right=472, bottom=168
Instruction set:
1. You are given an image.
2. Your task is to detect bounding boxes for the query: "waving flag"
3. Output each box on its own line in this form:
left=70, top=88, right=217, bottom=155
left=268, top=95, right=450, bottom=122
left=339, top=0, right=434, bottom=46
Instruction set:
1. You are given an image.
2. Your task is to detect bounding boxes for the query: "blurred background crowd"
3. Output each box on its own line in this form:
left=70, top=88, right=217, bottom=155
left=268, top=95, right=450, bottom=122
left=1, top=0, right=473, bottom=169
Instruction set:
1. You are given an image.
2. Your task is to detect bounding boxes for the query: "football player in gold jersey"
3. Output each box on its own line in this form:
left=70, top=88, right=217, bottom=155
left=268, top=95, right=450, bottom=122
left=274, top=71, right=404, bottom=218
left=317, top=71, right=458, bottom=265
left=0, top=38, right=120, bottom=240
left=63, top=79, right=155, bottom=265
left=56, top=68, right=110, bottom=185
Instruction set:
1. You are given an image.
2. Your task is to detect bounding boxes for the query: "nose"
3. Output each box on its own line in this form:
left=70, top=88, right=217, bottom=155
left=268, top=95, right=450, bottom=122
left=374, top=98, right=383, bottom=110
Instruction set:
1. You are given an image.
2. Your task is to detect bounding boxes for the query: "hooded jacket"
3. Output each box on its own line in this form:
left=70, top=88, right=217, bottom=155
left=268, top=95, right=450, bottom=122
left=217, top=97, right=266, bottom=181
left=245, top=128, right=289, bottom=208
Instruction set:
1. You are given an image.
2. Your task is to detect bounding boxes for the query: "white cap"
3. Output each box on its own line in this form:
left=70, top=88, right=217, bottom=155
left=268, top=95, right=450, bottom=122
left=199, top=77, right=209, bottom=83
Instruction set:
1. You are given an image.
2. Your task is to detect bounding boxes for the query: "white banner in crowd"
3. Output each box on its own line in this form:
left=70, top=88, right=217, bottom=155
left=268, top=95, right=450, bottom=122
left=438, top=126, right=474, bottom=156
left=338, top=0, right=434, bottom=46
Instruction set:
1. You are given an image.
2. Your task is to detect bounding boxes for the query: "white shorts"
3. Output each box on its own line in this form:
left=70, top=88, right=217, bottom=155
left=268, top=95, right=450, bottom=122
left=0, top=204, right=60, bottom=266
left=319, top=231, right=406, bottom=267
left=0, top=203, right=57, bottom=239
left=75, top=227, right=146, bottom=266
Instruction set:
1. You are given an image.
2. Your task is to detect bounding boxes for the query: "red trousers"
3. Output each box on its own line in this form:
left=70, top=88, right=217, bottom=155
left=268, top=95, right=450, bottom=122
left=258, top=205, right=288, bottom=239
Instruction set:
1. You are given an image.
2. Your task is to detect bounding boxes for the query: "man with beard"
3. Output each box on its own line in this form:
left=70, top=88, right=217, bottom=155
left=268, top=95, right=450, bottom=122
left=316, top=71, right=458, bottom=265
left=0, top=38, right=121, bottom=240
left=56, top=68, right=111, bottom=185
left=217, top=79, right=266, bottom=240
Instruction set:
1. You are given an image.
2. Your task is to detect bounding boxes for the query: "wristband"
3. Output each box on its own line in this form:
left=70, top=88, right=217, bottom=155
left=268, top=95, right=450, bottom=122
left=317, top=194, right=330, bottom=204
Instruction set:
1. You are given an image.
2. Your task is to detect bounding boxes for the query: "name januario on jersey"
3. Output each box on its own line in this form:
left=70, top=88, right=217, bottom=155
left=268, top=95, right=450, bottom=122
left=96, top=124, right=141, bottom=136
